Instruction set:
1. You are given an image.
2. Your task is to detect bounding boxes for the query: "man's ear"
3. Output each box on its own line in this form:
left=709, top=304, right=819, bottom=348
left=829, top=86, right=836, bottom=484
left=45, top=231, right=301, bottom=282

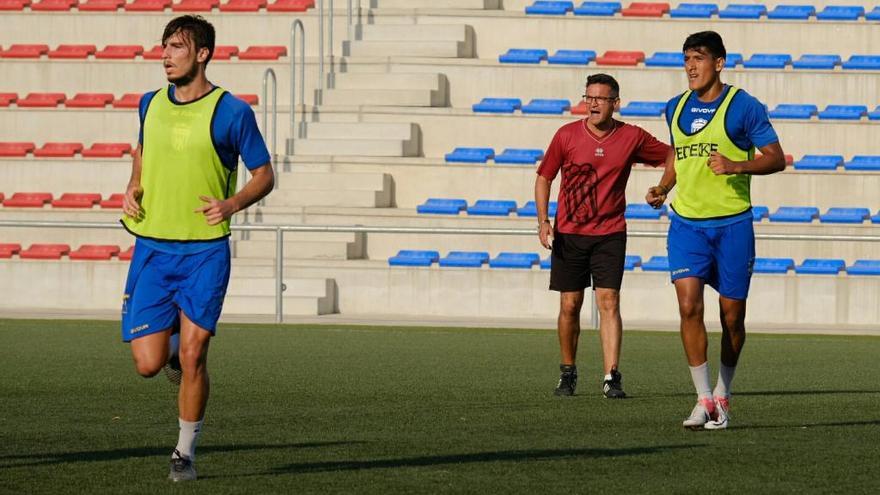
left=196, top=47, right=210, bottom=63
left=715, top=56, right=725, bottom=73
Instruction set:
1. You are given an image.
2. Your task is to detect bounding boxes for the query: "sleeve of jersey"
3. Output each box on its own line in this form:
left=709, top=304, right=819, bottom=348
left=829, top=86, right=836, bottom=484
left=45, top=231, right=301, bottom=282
left=665, top=96, right=679, bottom=146
left=231, top=103, right=272, bottom=170
left=137, top=92, right=154, bottom=146
left=536, top=128, right=566, bottom=181
left=634, top=128, right=671, bottom=167
left=742, top=95, right=779, bottom=149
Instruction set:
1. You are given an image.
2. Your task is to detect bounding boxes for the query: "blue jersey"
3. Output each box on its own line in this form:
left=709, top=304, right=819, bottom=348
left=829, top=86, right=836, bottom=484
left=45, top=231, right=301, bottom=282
left=135, top=85, right=271, bottom=254
left=665, top=85, right=778, bottom=151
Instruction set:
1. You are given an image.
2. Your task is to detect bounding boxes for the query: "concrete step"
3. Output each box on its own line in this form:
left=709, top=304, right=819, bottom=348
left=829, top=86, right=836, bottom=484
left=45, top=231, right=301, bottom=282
left=224, top=295, right=334, bottom=315
left=304, top=122, right=415, bottom=140
left=277, top=171, right=392, bottom=192
left=343, top=40, right=474, bottom=59
left=233, top=239, right=363, bottom=260
left=359, top=24, right=473, bottom=42
left=292, top=138, right=418, bottom=157
left=322, top=88, right=444, bottom=107
left=371, top=0, right=498, bottom=8
left=333, top=72, right=444, bottom=91
left=227, top=277, right=333, bottom=298
left=265, top=188, right=390, bottom=207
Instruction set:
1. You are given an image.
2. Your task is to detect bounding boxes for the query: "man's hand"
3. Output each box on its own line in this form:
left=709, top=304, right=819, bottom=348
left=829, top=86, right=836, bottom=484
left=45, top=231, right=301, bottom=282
left=123, top=182, right=143, bottom=219
left=707, top=152, right=738, bottom=175
left=645, top=186, right=668, bottom=209
left=538, top=221, right=553, bottom=250
left=195, top=195, right=236, bottom=225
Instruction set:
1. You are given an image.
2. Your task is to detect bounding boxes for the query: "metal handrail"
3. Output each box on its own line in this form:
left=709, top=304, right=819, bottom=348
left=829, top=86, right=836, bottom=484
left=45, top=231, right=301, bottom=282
left=261, top=68, right=278, bottom=160
left=289, top=19, right=306, bottom=153
left=318, top=0, right=324, bottom=94
left=2, top=219, right=879, bottom=325
left=328, top=0, right=335, bottom=89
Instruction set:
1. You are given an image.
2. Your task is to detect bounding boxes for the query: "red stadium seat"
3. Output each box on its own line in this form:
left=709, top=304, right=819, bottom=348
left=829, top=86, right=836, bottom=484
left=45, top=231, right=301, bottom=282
left=3, top=192, right=53, bottom=207
left=142, top=45, right=163, bottom=60
left=100, top=193, right=125, bottom=209
left=51, top=192, right=102, bottom=208
left=267, top=0, right=312, bottom=11
left=0, top=193, right=3, bottom=202
left=66, top=93, right=114, bottom=108
left=34, top=142, right=84, bottom=158
left=172, top=0, right=216, bottom=10
left=77, top=0, right=122, bottom=9
left=20, top=243, right=70, bottom=260
left=95, top=45, right=144, bottom=59
left=17, top=92, right=67, bottom=108
left=212, top=45, right=239, bottom=60
left=620, top=1, right=669, bottom=16
left=219, top=0, right=264, bottom=11
left=236, top=94, right=258, bottom=105
left=0, top=243, right=22, bottom=259
left=0, top=44, right=50, bottom=59
left=0, top=142, right=36, bottom=157
left=239, top=45, right=287, bottom=60
left=82, top=143, right=132, bottom=158
left=70, top=244, right=121, bottom=260
left=595, top=50, right=645, bottom=66
left=0, top=93, right=17, bottom=107
left=48, top=44, right=97, bottom=59
left=123, top=0, right=168, bottom=9
left=118, top=245, right=135, bottom=260
left=31, top=0, right=78, bottom=10
left=113, top=93, right=142, bottom=109
left=0, top=0, right=30, bottom=9
left=570, top=101, right=588, bottom=115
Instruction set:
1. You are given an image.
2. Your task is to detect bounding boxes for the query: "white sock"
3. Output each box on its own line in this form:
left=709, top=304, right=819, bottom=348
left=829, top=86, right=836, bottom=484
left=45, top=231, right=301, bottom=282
left=174, top=418, right=203, bottom=461
left=688, top=362, right=713, bottom=400
left=603, top=373, right=612, bottom=381
left=713, top=363, right=737, bottom=398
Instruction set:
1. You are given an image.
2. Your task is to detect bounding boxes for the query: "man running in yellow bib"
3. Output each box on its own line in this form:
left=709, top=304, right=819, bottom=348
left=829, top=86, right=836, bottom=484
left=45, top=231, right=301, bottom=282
left=645, top=31, right=786, bottom=430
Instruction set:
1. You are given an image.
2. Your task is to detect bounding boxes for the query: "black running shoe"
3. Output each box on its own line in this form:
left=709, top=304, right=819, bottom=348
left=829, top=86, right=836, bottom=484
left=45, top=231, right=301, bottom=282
left=163, top=354, right=182, bottom=386
left=554, top=364, right=577, bottom=396
left=602, top=368, right=626, bottom=399
left=168, top=450, right=196, bottom=482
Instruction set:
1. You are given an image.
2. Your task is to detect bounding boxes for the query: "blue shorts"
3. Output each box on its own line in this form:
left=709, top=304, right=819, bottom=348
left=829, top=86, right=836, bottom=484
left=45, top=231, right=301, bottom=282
left=667, top=216, right=755, bottom=300
left=121, top=241, right=231, bottom=342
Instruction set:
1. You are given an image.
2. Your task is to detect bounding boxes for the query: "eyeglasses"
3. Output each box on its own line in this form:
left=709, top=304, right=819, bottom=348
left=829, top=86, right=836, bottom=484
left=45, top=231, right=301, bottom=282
left=582, top=95, right=618, bottom=104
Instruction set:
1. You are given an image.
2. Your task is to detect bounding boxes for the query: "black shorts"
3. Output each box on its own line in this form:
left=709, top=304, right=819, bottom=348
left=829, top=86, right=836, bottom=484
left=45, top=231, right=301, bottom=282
left=549, top=231, right=627, bottom=292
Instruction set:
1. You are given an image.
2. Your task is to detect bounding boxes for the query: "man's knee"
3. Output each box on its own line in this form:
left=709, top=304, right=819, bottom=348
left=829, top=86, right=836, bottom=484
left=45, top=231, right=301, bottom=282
left=179, top=340, right=209, bottom=373
left=595, top=290, right=620, bottom=315
left=678, top=298, right=703, bottom=320
left=559, top=293, right=584, bottom=318
left=133, top=357, right=163, bottom=378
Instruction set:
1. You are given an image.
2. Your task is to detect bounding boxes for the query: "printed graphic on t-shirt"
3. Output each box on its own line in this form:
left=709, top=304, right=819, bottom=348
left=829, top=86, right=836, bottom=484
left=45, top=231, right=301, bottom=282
left=691, top=118, right=708, bottom=133
left=561, top=162, right=599, bottom=224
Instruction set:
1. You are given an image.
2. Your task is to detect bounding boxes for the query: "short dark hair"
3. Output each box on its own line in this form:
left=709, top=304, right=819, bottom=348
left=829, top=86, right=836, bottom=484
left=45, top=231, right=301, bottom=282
left=162, top=15, right=216, bottom=65
left=585, top=73, right=619, bottom=97
left=682, top=31, right=726, bottom=60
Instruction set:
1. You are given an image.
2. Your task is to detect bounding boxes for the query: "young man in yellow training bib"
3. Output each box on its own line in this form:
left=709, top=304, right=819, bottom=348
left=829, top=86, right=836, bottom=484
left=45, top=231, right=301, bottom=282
left=645, top=31, right=786, bottom=430
left=119, top=15, right=274, bottom=481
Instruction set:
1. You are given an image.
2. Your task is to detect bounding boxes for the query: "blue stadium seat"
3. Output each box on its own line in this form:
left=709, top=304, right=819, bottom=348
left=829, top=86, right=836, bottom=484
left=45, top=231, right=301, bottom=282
left=842, top=55, right=880, bottom=70
left=624, top=255, right=642, bottom=270
left=417, top=198, right=467, bottom=215
left=868, top=6, right=880, bottom=20
left=725, top=53, right=743, bottom=66
left=769, top=206, right=819, bottom=223
left=792, top=54, right=841, bottom=70
left=573, top=1, right=622, bottom=15
left=495, top=148, right=544, bottom=164
left=767, top=4, right=814, bottom=19
left=521, top=99, right=571, bottom=114
left=869, top=106, right=880, bottom=120
left=619, top=101, right=667, bottom=116
left=669, top=3, right=718, bottom=18
left=467, top=199, right=517, bottom=216
left=644, top=52, right=684, bottom=67
left=718, top=4, right=765, bottom=18
left=768, top=104, right=817, bottom=119
left=743, top=53, right=792, bottom=69
left=499, top=48, right=549, bottom=64
left=472, top=98, right=522, bottom=113
left=846, top=260, right=880, bottom=276
left=388, top=250, right=439, bottom=267
left=625, top=203, right=667, bottom=219
left=817, top=105, right=867, bottom=120
left=517, top=201, right=558, bottom=217
left=489, top=252, right=540, bottom=269
left=540, top=256, right=551, bottom=269
left=525, top=0, right=574, bottom=14
left=819, top=207, right=870, bottom=223
left=753, top=257, right=794, bottom=274
left=439, top=251, right=490, bottom=268
left=816, top=5, right=863, bottom=20
left=641, top=255, right=669, bottom=272
left=874, top=211, right=880, bottom=224
left=752, top=205, right=769, bottom=222
left=844, top=155, right=880, bottom=171
left=795, top=258, right=846, bottom=275
left=445, top=147, right=495, bottom=163
left=547, top=49, right=597, bottom=65
left=793, top=155, right=843, bottom=170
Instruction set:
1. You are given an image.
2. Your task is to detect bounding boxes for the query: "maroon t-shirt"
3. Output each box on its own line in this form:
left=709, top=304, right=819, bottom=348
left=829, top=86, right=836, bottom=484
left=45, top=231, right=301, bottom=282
left=537, top=119, right=670, bottom=236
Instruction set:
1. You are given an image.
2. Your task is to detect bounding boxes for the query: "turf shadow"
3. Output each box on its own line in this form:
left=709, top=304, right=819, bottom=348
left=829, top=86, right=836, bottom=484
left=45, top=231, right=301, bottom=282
left=734, top=390, right=880, bottom=396
left=728, top=419, right=880, bottom=431
left=0, top=441, right=363, bottom=469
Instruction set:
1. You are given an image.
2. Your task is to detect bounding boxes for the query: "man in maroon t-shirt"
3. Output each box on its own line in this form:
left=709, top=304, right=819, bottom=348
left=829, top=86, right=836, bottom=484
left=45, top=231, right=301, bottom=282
left=535, top=74, right=670, bottom=398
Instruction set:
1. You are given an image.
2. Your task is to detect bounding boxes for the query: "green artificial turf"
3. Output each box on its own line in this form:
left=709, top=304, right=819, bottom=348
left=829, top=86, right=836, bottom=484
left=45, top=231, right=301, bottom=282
left=0, top=319, right=878, bottom=494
